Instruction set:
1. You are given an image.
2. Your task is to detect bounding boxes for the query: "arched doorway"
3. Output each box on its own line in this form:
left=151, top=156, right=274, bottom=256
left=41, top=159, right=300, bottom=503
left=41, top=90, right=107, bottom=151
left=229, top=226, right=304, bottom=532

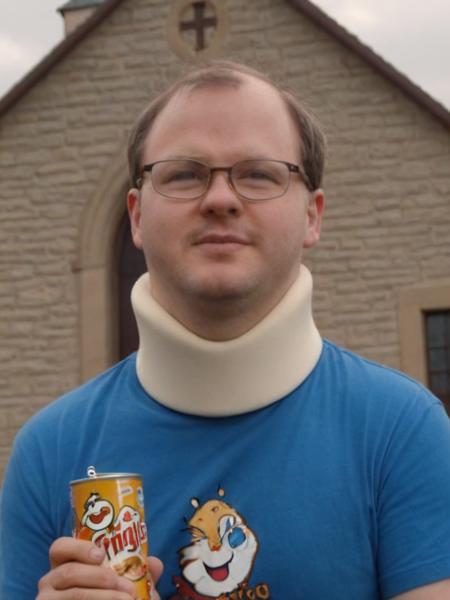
left=77, top=148, right=134, bottom=382
left=117, top=213, right=147, bottom=359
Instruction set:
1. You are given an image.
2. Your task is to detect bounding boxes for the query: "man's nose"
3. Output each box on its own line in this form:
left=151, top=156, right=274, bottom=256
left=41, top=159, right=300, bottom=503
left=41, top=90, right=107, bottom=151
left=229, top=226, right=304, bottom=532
left=198, top=170, right=244, bottom=217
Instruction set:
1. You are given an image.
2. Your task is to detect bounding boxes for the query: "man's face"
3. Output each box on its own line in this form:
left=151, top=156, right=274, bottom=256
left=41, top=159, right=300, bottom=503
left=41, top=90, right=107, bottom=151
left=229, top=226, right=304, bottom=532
left=128, top=77, right=323, bottom=321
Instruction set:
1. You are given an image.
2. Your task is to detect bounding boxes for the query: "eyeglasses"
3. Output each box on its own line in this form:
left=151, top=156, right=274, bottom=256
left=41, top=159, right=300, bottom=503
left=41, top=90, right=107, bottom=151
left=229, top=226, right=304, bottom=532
left=135, top=159, right=314, bottom=201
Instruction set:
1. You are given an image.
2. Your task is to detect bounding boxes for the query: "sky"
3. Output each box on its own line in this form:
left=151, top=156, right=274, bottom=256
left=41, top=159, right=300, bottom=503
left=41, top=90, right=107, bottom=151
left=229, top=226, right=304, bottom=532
left=0, top=0, right=449, bottom=109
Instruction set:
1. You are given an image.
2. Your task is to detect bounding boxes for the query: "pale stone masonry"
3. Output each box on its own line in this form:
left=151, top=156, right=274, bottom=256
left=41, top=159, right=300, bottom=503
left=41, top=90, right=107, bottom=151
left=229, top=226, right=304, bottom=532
left=0, top=0, right=449, bottom=480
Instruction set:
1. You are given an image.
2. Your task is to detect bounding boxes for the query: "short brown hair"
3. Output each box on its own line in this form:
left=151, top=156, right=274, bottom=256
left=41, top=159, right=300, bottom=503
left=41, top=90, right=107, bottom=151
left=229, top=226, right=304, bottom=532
left=127, top=60, right=326, bottom=190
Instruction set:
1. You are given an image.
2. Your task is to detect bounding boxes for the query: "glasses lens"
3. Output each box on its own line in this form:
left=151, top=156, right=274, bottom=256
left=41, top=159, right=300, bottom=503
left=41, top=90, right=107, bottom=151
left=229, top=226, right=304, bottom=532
left=231, top=160, right=289, bottom=200
left=152, top=160, right=209, bottom=199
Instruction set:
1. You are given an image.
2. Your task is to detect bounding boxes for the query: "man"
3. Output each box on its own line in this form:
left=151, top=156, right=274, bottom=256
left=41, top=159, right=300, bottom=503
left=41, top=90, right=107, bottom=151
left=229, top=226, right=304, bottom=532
left=1, top=61, right=450, bottom=600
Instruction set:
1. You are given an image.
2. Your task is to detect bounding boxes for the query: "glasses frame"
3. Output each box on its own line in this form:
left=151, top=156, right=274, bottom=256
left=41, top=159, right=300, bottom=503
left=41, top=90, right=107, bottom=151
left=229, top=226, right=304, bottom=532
left=135, top=158, right=314, bottom=200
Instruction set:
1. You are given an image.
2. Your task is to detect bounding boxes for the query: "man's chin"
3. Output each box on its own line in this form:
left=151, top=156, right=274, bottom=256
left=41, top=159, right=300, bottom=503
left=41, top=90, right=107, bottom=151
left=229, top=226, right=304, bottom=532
left=187, top=275, right=257, bottom=303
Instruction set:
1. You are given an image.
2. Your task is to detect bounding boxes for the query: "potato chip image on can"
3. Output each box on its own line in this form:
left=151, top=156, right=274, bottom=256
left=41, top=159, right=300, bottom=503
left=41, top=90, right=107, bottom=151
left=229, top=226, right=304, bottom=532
left=70, top=466, right=155, bottom=600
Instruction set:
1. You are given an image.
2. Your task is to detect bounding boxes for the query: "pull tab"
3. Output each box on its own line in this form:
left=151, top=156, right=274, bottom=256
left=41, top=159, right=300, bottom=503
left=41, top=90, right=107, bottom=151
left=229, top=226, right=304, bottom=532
left=87, top=466, right=97, bottom=478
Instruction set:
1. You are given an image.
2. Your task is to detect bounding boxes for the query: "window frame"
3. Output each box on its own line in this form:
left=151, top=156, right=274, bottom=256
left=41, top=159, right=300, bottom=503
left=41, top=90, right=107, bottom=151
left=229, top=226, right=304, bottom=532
left=424, top=310, right=450, bottom=405
left=398, top=283, right=450, bottom=393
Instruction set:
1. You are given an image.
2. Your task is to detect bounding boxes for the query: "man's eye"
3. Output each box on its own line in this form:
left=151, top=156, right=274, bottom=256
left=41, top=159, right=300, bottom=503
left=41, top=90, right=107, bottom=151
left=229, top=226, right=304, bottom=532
left=240, top=169, right=279, bottom=184
left=247, top=170, right=271, bottom=180
left=167, top=170, right=199, bottom=182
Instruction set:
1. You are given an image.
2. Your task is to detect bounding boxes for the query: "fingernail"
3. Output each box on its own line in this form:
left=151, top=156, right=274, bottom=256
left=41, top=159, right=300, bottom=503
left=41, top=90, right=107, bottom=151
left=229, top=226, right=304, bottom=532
left=89, top=546, right=105, bottom=561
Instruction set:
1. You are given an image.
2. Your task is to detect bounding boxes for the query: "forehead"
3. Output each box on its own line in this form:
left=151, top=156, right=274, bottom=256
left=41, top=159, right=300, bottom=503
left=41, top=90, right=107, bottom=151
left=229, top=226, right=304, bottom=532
left=142, top=76, right=299, bottom=161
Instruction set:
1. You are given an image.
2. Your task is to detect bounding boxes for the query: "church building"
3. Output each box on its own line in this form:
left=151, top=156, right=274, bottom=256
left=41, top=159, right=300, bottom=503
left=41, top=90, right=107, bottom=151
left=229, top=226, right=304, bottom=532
left=0, top=0, right=449, bottom=479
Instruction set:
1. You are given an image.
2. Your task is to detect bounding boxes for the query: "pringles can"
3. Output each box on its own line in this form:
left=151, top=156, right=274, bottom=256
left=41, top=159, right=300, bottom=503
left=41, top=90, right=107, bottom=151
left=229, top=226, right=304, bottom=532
left=70, top=466, right=155, bottom=600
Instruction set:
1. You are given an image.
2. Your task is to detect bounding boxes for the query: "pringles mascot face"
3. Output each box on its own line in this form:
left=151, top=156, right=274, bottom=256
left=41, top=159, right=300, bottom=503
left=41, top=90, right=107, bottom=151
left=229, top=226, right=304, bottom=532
left=81, top=492, right=114, bottom=531
left=179, top=495, right=259, bottom=597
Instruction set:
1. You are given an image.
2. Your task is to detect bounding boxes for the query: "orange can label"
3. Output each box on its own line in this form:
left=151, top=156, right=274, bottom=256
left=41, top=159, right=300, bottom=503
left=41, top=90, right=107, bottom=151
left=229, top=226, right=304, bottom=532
left=70, top=467, right=155, bottom=600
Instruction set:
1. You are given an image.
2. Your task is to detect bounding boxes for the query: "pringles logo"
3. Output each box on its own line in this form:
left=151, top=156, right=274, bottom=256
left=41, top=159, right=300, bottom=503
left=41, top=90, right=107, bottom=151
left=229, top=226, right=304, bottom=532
left=80, top=492, right=148, bottom=580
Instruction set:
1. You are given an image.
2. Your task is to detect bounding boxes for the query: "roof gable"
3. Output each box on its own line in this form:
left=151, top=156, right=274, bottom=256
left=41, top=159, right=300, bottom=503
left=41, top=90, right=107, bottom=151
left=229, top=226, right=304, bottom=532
left=0, top=0, right=448, bottom=128
left=0, top=0, right=123, bottom=117
left=58, top=0, right=105, bottom=12
left=286, top=0, right=449, bottom=128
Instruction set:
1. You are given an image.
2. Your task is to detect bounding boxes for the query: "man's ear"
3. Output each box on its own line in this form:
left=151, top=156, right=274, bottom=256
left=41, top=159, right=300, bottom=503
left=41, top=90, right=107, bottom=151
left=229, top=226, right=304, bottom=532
left=127, top=188, right=144, bottom=250
left=303, top=188, right=325, bottom=249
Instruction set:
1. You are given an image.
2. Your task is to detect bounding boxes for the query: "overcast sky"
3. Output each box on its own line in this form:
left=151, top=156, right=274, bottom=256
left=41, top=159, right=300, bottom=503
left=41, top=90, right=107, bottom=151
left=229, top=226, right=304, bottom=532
left=0, top=0, right=449, bottom=109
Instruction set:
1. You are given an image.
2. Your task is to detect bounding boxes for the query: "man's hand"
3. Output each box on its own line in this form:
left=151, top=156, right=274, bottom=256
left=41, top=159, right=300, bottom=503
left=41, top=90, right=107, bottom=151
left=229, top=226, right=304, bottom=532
left=147, top=556, right=164, bottom=600
left=37, top=537, right=163, bottom=599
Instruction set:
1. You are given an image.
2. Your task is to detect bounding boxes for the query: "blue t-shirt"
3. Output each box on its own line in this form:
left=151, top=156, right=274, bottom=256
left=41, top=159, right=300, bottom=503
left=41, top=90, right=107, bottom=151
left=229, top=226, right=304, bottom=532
left=2, top=341, right=450, bottom=599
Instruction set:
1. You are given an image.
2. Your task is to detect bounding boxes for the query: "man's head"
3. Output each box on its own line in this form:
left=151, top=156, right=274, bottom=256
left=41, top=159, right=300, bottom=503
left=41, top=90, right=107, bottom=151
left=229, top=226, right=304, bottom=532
left=127, top=61, right=326, bottom=193
left=127, top=61, right=325, bottom=339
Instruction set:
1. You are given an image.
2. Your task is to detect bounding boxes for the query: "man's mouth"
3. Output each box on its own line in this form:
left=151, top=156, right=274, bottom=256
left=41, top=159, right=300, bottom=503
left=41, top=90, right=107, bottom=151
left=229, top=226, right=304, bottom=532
left=194, top=233, right=250, bottom=246
left=204, top=558, right=232, bottom=582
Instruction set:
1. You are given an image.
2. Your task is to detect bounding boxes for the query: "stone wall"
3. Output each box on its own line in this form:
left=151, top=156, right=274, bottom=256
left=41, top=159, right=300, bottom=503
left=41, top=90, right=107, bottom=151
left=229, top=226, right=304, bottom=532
left=0, top=0, right=449, bottom=480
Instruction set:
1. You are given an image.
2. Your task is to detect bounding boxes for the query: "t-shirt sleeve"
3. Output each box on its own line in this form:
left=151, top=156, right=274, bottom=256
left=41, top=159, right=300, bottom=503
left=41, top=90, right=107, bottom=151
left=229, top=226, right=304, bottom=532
left=0, top=427, right=57, bottom=599
left=376, top=394, right=450, bottom=598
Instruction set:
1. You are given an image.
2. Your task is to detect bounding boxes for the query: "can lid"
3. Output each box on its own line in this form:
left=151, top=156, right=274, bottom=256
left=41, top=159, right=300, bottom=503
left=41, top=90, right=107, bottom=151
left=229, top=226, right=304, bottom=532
left=70, top=465, right=142, bottom=485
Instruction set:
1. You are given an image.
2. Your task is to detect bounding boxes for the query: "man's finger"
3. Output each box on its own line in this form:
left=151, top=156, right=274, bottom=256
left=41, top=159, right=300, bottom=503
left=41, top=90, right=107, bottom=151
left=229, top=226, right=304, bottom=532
left=37, top=588, right=134, bottom=600
left=148, top=556, right=164, bottom=584
left=39, top=561, right=133, bottom=592
left=49, top=537, right=105, bottom=569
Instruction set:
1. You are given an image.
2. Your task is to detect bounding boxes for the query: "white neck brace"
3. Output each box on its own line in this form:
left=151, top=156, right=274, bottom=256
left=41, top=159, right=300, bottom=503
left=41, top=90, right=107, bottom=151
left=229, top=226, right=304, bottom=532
left=132, top=266, right=322, bottom=417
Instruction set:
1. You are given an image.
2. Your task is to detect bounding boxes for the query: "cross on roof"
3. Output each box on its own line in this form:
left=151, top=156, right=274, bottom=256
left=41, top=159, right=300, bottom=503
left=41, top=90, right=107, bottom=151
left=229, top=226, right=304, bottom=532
left=179, top=1, right=218, bottom=51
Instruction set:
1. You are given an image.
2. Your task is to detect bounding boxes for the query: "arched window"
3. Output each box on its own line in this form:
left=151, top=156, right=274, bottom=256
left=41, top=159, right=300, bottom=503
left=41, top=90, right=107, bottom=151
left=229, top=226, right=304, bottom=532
left=117, top=213, right=147, bottom=359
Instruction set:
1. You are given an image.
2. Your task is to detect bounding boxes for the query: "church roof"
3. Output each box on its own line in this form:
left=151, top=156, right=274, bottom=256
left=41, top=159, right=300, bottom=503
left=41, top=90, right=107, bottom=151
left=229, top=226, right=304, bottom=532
left=58, top=0, right=105, bottom=12
left=0, top=0, right=448, bottom=128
